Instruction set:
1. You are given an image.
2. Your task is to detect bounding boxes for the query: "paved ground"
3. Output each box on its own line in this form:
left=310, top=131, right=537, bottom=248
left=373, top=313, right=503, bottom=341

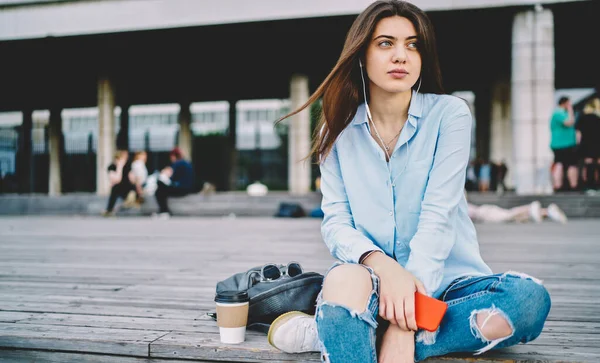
left=0, top=217, right=598, bottom=362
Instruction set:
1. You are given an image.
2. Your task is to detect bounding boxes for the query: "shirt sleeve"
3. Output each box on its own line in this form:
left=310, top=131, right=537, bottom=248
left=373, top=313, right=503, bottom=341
left=320, top=143, right=384, bottom=263
left=404, top=100, right=472, bottom=296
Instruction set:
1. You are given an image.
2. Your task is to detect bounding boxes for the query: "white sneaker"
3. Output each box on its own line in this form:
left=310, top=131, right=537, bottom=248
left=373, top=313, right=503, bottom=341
left=547, top=203, right=568, bottom=224
left=529, top=201, right=542, bottom=223
left=158, top=173, right=172, bottom=186
left=151, top=212, right=171, bottom=220
left=268, top=311, right=319, bottom=353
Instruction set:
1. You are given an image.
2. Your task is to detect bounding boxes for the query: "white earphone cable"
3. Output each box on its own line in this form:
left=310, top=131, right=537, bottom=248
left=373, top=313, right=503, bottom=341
left=358, top=59, right=411, bottom=186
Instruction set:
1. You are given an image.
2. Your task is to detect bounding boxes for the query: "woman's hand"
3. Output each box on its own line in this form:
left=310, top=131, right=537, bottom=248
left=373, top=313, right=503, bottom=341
left=364, top=252, right=426, bottom=331
left=379, top=323, right=415, bottom=363
left=161, top=167, right=173, bottom=178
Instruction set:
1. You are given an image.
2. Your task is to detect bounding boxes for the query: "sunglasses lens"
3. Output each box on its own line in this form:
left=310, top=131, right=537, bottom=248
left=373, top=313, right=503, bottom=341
left=262, top=264, right=281, bottom=280
left=287, top=263, right=303, bottom=277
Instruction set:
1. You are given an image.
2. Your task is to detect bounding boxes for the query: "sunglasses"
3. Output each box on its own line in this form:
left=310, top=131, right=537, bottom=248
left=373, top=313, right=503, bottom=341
left=248, top=262, right=303, bottom=287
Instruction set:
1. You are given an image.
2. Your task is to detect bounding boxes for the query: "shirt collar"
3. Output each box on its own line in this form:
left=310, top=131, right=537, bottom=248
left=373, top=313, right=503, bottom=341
left=351, top=90, right=423, bottom=126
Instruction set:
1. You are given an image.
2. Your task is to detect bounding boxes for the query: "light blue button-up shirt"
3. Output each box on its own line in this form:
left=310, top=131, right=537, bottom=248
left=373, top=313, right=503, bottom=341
left=320, top=91, right=492, bottom=298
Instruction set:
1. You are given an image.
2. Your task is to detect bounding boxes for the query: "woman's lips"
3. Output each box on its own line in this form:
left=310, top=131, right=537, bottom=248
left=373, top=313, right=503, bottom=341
left=388, top=71, right=409, bottom=79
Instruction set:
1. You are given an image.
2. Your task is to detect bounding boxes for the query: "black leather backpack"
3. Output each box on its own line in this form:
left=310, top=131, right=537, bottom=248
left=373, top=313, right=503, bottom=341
left=214, top=264, right=323, bottom=334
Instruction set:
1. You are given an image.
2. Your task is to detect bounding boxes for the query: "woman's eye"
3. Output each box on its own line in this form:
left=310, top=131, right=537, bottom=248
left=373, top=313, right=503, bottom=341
left=379, top=40, right=392, bottom=47
left=407, top=42, right=418, bottom=49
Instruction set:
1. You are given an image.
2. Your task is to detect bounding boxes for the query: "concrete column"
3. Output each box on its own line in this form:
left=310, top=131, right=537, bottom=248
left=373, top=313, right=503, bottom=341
left=511, top=8, right=554, bottom=195
left=288, top=74, right=311, bottom=195
left=19, top=109, right=33, bottom=193
left=117, top=104, right=129, bottom=150
left=97, top=76, right=116, bottom=196
left=228, top=100, right=238, bottom=191
left=48, top=108, right=62, bottom=196
left=489, top=79, right=513, bottom=188
left=178, top=101, right=192, bottom=160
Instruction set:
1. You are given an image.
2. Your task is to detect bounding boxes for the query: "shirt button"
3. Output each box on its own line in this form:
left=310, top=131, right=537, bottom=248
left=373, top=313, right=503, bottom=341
left=392, top=183, right=396, bottom=187
left=389, top=211, right=393, bottom=216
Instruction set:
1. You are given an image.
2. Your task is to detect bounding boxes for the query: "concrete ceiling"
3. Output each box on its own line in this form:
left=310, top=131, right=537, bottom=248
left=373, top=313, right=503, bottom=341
left=0, top=1, right=597, bottom=112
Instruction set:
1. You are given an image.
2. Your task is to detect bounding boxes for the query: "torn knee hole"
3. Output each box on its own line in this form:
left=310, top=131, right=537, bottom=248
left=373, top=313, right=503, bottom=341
left=477, top=311, right=512, bottom=340
left=469, top=306, right=515, bottom=355
left=471, top=308, right=513, bottom=341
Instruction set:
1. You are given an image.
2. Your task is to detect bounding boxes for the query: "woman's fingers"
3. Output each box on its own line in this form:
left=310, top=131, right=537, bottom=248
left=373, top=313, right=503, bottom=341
left=404, top=295, right=418, bottom=331
left=395, top=299, right=409, bottom=331
left=379, top=300, right=387, bottom=320
left=386, top=299, right=396, bottom=323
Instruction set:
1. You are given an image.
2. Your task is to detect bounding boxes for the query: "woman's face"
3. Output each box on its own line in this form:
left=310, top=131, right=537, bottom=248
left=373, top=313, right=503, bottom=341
left=364, top=16, right=422, bottom=95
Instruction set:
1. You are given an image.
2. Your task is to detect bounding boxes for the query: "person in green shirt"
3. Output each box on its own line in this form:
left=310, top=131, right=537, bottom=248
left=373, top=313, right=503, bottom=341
left=550, top=96, right=577, bottom=191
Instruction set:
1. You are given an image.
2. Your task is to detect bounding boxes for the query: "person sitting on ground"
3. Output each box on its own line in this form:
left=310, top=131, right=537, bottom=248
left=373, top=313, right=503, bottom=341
left=266, top=2, right=551, bottom=361
left=467, top=200, right=567, bottom=224
left=153, top=147, right=195, bottom=218
left=128, top=151, right=148, bottom=206
left=102, top=150, right=135, bottom=217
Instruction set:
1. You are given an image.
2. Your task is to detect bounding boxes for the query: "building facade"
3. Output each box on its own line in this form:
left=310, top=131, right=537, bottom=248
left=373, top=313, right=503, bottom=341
left=0, top=0, right=597, bottom=195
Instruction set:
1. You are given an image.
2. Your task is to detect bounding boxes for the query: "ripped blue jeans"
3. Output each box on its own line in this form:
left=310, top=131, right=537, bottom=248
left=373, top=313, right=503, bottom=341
left=315, top=263, right=551, bottom=362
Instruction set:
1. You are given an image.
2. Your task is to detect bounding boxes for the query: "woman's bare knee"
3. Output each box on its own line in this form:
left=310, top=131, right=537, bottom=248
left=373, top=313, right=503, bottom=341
left=477, top=312, right=513, bottom=340
left=322, top=264, right=373, bottom=312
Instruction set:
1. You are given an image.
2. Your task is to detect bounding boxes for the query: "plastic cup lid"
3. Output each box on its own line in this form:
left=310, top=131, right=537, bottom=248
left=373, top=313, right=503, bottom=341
left=215, top=290, right=250, bottom=303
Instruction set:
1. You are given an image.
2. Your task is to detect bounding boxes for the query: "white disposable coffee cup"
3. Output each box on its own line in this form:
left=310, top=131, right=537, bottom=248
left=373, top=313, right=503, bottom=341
left=215, top=291, right=250, bottom=344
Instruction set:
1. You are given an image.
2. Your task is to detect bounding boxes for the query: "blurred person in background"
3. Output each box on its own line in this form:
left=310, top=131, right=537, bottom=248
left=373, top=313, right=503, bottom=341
left=496, top=160, right=508, bottom=193
left=464, top=160, right=478, bottom=191
left=576, top=97, right=600, bottom=194
left=478, top=159, right=491, bottom=192
left=102, top=150, right=134, bottom=217
left=550, top=96, right=578, bottom=192
left=127, top=151, right=148, bottom=206
left=467, top=199, right=567, bottom=224
left=153, top=147, right=195, bottom=218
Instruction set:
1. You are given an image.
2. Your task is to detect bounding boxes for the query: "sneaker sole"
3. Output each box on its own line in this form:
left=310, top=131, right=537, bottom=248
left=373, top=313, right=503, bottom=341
left=267, top=311, right=312, bottom=348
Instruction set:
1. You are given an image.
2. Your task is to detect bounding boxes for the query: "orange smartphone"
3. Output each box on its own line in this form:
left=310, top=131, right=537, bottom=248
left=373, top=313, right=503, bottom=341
left=415, top=292, right=448, bottom=332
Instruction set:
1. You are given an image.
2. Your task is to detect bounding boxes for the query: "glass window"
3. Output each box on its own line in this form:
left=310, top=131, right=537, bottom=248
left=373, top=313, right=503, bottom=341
left=258, top=110, right=267, bottom=122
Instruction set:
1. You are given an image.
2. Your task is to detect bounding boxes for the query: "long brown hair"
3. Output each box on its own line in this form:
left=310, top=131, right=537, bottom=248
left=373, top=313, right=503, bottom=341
left=279, top=0, right=444, bottom=161
left=583, top=97, right=600, bottom=115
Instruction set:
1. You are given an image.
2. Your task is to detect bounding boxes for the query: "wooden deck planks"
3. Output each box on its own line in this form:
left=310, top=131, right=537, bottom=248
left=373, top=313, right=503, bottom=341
left=0, top=217, right=599, bottom=362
